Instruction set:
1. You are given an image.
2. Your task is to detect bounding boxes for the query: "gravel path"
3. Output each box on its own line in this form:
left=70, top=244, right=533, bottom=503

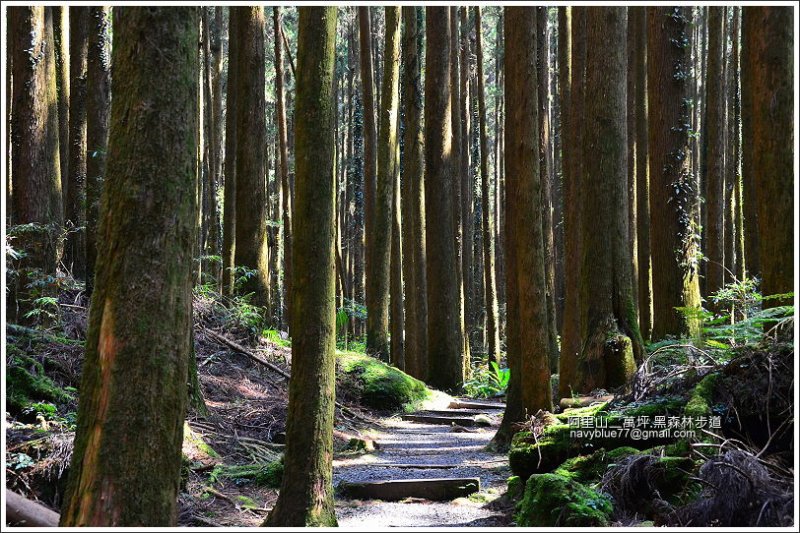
left=334, top=405, right=512, bottom=527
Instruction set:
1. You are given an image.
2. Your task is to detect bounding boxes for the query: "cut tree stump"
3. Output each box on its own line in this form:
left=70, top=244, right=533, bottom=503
left=448, top=399, right=506, bottom=410
left=339, top=477, right=480, bottom=501
left=559, top=395, right=614, bottom=409
left=401, top=414, right=484, bottom=427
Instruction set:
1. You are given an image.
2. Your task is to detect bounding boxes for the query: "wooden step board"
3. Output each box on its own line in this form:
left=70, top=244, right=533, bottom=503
left=416, top=409, right=490, bottom=417
left=401, top=414, right=488, bottom=427
left=339, top=477, right=480, bottom=501
left=371, top=463, right=458, bottom=469
left=448, top=399, right=506, bottom=411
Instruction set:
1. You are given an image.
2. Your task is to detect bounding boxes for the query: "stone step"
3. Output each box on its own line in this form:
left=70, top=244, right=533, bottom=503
left=338, top=477, right=480, bottom=501
left=448, top=399, right=506, bottom=411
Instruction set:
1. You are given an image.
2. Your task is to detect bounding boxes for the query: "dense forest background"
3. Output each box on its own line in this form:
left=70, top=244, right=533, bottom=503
left=4, top=4, right=796, bottom=528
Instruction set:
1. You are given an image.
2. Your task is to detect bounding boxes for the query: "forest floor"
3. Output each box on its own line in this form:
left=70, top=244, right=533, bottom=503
left=5, top=289, right=515, bottom=527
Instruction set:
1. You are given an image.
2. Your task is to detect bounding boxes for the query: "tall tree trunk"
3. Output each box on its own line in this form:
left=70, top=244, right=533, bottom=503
left=52, top=7, right=69, bottom=205
left=371, top=6, right=401, bottom=363
left=577, top=7, right=642, bottom=392
left=739, top=12, right=759, bottom=279
left=475, top=7, right=500, bottom=366
left=558, top=7, right=586, bottom=399
left=494, top=7, right=553, bottom=448
left=705, top=7, right=726, bottom=303
left=273, top=8, right=293, bottom=329
left=359, top=7, right=382, bottom=356
left=222, top=9, right=238, bottom=296
left=424, top=7, right=465, bottom=392
left=233, top=7, right=270, bottom=310
left=743, top=7, right=793, bottom=306
left=400, top=6, right=428, bottom=380
left=59, top=7, right=198, bottom=525
left=449, top=7, right=470, bottom=375
left=459, top=7, right=475, bottom=351
left=537, top=7, right=559, bottom=374
left=629, top=7, right=652, bottom=342
left=65, top=7, right=89, bottom=280
left=264, top=7, right=339, bottom=527
left=85, top=7, right=111, bottom=292
left=9, top=7, right=64, bottom=323
left=647, top=7, right=702, bottom=339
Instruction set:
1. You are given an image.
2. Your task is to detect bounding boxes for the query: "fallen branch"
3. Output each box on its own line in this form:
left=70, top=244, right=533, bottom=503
left=5, top=490, right=60, bottom=527
left=202, top=327, right=290, bottom=380
left=201, top=327, right=372, bottom=423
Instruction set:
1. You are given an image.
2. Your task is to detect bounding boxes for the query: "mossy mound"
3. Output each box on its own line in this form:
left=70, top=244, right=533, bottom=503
left=684, top=373, right=718, bottom=418
left=6, top=354, right=73, bottom=413
left=554, top=447, right=640, bottom=484
left=509, top=424, right=577, bottom=479
left=221, top=459, right=284, bottom=488
left=338, top=352, right=431, bottom=411
left=516, top=473, right=613, bottom=527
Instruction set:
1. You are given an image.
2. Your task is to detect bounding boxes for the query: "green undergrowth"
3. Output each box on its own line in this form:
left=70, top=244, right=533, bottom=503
left=516, top=473, right=613, bottom=527
left=337, top=351, right=432, bottom=411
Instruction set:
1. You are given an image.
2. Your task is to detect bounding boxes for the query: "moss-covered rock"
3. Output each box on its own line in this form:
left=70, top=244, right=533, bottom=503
left=516, top=473, right=613, bottom=527
left=509, top=424, right=577, bottom=479
left=338, top=352, right=431, bottom=411
left=554, top=447, right=640, bottom=484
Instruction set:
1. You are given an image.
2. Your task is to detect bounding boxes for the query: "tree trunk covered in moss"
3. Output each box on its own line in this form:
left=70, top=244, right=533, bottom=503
left=264, top=7, right=338, bottom=527
left=476, top=7, right=500, bottom=367
left=370, top=6, right=401, bottom=363
left=201, top=8, right=221, bottom=284
left=59, top=7, right=198, bottom=526
left=576, top=7, right=642, bottom=393
left=9, top=6, right=64, bottom=323
left=647, top=7, right=702, bottom=339
left=400, top=6, right=428, bottom=380
left=743, top=7, right=793, bottom=306
left=704, top=7, right=726, bottom=303
left=221, top=9, right=238, bottom=296
left=449, top=7, right=470, bottom=375
left=52, top=7, right=69, bottom=204
left=233, top=7, right=270, bottom=311
left=424, top=7, right=465, bottom=392
left=558, top=7, right=586, bottom=399
left=65, top=7, right=89, bottom=279
left=85, top=7, right=111, bottom=292
left=632, top=7, right=652, bottom=342
left=505, top=6, right=553, bottom=415
left=274, top=7, right=293, bottom=328
left=537, top=7, right=559, bottom=375
left=360, top=7, right=382, bottom=358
